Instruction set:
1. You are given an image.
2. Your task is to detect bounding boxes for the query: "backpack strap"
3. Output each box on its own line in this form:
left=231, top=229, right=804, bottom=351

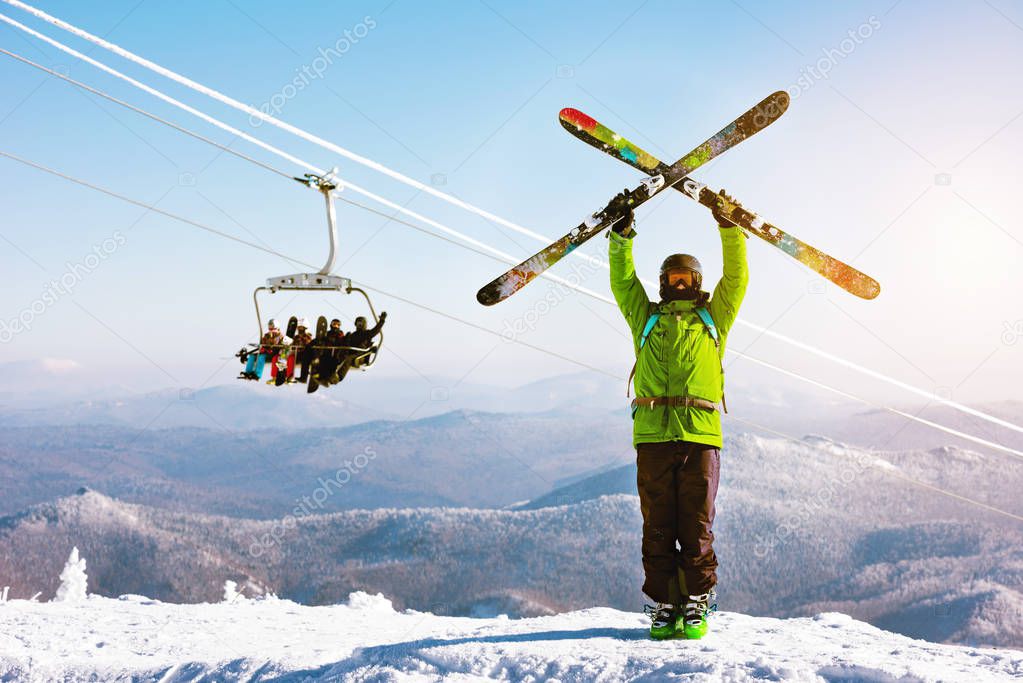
left=695, top=305, right=727, bottom=413
left=639, top=312, right=662, bottom=351
left=627, top=311, right=661, bottom=398
left=695, top=306, right=719, bottom=348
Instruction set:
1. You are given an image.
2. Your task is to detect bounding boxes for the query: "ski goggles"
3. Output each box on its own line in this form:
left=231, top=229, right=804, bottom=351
left=664, top=269, right=698, bottom=287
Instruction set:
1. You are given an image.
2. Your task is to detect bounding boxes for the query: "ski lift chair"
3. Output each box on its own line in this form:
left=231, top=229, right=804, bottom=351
left=241, top=169, right=383, bottom=383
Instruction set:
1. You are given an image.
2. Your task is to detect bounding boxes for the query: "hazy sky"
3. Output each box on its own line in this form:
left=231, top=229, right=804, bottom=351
left=1, top=0, right=1021, bottom=407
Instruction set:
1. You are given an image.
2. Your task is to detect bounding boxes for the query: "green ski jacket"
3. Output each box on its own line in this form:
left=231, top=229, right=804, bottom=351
left=609, top=226, right=749, bottom=448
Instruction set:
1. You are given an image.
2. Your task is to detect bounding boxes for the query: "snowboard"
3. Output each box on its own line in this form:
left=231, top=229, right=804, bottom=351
left=476, top=91, right=790, bottom=306
left=271, top=316, right=299, bottom=386
left=558, top=108, right=881, bottom=300
left=306, top=315, right=329, bottom=394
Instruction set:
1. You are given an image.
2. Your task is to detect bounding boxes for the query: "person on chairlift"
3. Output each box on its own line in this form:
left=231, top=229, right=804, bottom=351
left=239, top=318, right=284, bottom=381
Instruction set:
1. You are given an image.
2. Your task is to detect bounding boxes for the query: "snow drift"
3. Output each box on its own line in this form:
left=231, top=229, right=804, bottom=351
left=1, top=591, right=1021, bottom=682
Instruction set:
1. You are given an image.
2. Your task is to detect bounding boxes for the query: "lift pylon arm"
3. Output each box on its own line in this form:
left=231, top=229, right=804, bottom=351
left=292, top=168, right=341, bottom=276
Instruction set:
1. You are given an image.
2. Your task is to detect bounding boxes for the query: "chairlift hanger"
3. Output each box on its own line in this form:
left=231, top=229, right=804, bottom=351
left=250, top=169, right=383, bottom=370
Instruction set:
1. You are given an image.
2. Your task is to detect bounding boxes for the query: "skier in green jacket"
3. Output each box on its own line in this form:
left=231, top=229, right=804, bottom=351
left=606, top=188, right=749, bottom=640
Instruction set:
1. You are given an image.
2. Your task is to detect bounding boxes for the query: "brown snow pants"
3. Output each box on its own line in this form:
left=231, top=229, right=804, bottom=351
left=636, top=440, right=720, bottom=604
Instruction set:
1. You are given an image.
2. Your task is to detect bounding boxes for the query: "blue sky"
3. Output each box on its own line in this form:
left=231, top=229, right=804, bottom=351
left=1, top=0, right=1021, bottom=405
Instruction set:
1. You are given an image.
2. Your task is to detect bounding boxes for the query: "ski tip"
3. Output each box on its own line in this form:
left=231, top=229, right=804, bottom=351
left=840, top=275, right=881, bottom=300
left=744, top=91, right=792, bottom=134
left=767, top=90, right=791, bottom=116
left=559, top=107, right=596, bottom=130
left=861, top=280, right=882, bottom=300
left=476, top=287, right=499, bottom=306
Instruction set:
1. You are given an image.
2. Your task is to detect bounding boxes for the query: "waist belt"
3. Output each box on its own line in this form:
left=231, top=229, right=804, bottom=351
left=631, top=396, right=720, bottom=412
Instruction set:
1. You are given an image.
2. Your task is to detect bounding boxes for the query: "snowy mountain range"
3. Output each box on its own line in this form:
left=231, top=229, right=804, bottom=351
left=4, top=365, right=1023, bottom=656
left=3, top=429, right=1022, bottom=649
left=3, top=372, right=1021, bottom=521
left=0, top=411, right=634, bottom=518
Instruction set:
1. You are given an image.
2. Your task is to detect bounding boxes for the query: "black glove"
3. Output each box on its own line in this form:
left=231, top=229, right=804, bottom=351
left=605, top=189, right=635, bottom=236
left=379, top=311, right=388, bottom=322
left=712, top=189, right=738, bottom=227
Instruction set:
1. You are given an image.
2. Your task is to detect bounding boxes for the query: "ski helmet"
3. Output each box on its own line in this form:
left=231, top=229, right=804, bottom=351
left=297, top=317, right=308, bottom=329
left=330, top=318, right=342, bottom=328
left=267, top=318, right=278, bottom=329
left=659, top=254, right=703, bottom=301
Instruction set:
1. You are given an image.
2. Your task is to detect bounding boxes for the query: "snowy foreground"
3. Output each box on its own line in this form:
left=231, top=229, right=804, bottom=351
left=1, top=592, right=1021, bottom=682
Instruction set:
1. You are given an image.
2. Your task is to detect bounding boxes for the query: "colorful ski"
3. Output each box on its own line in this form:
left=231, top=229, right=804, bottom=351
left=559, top=108, right=881, bottom=300
left=476, top=92, right=790, bottom=306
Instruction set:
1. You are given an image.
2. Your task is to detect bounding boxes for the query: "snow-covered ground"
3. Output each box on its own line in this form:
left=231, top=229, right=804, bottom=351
left=1, top=592, right=1021, bottom=682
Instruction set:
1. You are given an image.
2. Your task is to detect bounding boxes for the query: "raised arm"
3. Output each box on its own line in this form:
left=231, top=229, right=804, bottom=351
left=367, top=312, right=387, bottom=338
left=609, top=229, right=652, bottom=341
left=708, top=224, right=749, bottom=341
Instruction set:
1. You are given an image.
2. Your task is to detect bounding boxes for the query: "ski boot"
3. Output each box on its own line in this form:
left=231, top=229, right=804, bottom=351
left=644, top=603, right=681, bottom=640
left=682, top=589, right=717, bottom=639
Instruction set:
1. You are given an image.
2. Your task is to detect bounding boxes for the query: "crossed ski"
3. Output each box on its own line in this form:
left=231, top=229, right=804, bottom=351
left=475, top=92, right=880, bottom=305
